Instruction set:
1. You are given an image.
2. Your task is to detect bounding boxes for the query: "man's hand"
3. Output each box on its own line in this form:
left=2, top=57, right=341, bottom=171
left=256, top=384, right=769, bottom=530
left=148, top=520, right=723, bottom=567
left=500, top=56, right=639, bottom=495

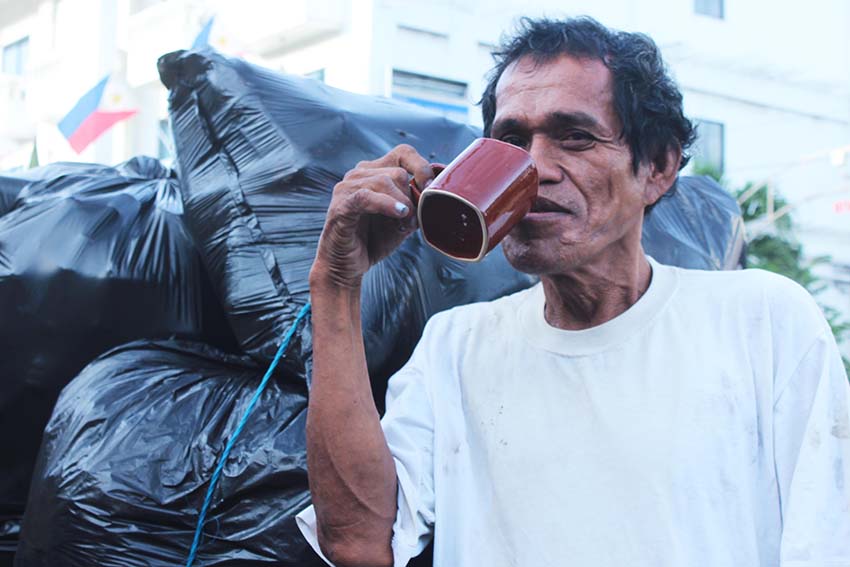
left=311, top=144, right=434, bottom=290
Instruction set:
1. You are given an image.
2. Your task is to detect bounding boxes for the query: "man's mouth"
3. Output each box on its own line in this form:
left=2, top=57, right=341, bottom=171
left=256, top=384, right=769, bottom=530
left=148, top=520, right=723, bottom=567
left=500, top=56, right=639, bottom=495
left=529, top=196, right=569, bottom=214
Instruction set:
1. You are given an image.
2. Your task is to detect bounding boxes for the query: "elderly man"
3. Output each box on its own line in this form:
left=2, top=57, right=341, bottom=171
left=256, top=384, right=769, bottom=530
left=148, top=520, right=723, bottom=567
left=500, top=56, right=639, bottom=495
left=297, top=16, right=850, bottom=567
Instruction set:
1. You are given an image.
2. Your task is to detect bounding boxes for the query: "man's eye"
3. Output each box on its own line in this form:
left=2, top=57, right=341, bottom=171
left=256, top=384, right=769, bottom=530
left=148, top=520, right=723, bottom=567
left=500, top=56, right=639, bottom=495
left=500, top=135, right=528, bottom=149
left=560, top=130, right=597, bottom=150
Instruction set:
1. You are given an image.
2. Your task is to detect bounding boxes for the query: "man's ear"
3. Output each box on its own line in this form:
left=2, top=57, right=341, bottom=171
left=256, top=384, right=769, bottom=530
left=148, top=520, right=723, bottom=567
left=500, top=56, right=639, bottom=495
left=643, top=144, right=682, bottom=206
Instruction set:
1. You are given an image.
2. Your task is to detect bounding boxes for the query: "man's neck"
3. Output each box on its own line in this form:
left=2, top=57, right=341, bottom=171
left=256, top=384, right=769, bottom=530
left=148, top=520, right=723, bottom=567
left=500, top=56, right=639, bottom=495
left=540, top=249, right=653, bottom=331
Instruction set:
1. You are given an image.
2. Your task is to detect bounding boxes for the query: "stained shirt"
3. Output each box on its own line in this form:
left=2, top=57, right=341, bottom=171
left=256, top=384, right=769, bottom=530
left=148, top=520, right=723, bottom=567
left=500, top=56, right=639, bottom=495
left=298, top=258, right=850, bottom=566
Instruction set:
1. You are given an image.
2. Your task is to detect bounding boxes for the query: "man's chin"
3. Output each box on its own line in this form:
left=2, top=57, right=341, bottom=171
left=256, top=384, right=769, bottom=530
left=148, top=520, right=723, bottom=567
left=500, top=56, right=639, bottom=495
left=502, top=236, right=551, bottom=275
left=502, top=234, right=590, bottom=275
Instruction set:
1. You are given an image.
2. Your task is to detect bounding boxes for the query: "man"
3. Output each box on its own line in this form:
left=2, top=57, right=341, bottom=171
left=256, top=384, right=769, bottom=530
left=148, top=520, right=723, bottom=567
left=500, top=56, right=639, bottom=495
left=297, top=17, right=850, bottom=567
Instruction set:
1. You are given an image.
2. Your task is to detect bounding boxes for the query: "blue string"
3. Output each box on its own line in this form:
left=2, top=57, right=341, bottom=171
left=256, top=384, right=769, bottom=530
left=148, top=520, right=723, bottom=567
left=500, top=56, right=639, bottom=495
left=186, top=302, right=312, bottom=567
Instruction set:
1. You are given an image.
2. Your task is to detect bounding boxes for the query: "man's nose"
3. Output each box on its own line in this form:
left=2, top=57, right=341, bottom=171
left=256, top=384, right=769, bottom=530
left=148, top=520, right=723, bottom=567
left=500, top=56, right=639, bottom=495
left=527, top=137, right=563, bottom=184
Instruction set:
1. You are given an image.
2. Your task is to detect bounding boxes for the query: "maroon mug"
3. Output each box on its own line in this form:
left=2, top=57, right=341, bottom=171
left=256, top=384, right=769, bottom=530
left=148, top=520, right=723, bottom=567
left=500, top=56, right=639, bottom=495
left=409, top=138, right=538, bottom=262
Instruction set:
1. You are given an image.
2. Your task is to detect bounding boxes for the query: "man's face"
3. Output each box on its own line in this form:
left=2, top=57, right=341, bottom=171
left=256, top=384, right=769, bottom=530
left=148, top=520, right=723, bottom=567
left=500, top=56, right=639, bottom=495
left=490, top=54, right=659, bottom=275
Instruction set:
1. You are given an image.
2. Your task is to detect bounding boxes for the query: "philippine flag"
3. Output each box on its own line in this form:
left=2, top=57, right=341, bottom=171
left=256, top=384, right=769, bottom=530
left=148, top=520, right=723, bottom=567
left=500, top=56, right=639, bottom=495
left=58, top=75, right=137, bottom=154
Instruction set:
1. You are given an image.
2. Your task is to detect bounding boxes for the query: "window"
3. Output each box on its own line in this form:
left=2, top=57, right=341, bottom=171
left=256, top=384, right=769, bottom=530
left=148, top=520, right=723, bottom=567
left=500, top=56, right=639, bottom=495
left=2, top=37, right=29, bottom=76
left=392, top=70, right=468, bottom=123
left=695, top=0, right=724, bottom=19
left=692, top=120, right=725, bottom=174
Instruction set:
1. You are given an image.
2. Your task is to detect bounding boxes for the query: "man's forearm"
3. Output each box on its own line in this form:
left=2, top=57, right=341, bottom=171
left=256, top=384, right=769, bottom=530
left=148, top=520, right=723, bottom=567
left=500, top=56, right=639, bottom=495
left=306, top=279, right=397, bottom=566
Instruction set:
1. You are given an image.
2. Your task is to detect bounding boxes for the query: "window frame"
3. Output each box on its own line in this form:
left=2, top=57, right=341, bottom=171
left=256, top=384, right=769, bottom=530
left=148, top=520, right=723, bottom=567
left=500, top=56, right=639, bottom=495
left=2, top=36, right=30, bottom=76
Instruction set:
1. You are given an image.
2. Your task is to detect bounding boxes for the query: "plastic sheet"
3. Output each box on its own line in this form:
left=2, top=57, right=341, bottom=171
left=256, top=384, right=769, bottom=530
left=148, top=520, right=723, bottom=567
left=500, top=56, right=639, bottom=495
left=0, top=157, right=235, bottom=550
left=158, top=50, right=537, bottom=394
left=0, top=176, right=26, bottom=218
left=15, top=340, right=325, bottom=567
left=0, top=166, right=60, bottom=217
left=643, top=175, right=745, bottom=270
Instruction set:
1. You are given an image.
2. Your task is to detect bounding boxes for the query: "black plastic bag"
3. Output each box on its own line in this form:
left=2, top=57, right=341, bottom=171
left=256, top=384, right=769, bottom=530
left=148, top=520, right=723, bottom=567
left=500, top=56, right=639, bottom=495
left=643, top=175, right=745, bottom=270
left=158, top=50, right=536, bottom=393
left=0, top=176, right=26, bottom=218
left=0, top=165, right=65, bottom=217
left=15, top=340, right=324, bottom=567
left=0, top=157, right=235, bottom=549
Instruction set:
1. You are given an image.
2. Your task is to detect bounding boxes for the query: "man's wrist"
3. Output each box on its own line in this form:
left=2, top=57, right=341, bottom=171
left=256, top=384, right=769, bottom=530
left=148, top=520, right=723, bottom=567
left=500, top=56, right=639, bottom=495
left=308, top=266, right=363, bottom=319
left=308, top=262, right=363, bottom=294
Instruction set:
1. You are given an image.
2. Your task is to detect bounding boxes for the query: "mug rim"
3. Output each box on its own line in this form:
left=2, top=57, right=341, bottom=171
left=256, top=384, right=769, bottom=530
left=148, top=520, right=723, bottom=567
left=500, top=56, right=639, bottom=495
left=476, top=136, right=533, bottom=157
left=417, top=188, right=489, bottom=262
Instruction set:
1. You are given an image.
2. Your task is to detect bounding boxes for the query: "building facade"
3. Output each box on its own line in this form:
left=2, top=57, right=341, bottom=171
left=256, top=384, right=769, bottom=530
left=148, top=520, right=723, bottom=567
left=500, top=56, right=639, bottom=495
left=1, top=0, right=849, bottom=352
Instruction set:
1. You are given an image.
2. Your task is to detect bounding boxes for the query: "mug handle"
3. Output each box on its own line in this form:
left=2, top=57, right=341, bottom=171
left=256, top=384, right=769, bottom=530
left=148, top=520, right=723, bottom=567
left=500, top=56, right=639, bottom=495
left=408, top=163, right=445, bottom=205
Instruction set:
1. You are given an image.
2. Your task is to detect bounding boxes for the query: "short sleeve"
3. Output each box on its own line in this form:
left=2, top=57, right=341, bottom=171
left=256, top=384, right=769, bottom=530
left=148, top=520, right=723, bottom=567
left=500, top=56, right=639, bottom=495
left=774, top=330, right=850, bottom=566
left=297, top=325, right=438, bottom=566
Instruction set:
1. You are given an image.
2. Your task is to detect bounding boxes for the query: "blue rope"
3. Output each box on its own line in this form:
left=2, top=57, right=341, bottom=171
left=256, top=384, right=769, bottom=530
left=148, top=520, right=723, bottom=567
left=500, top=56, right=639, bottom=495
left=186, top=302, right=312, bottom=567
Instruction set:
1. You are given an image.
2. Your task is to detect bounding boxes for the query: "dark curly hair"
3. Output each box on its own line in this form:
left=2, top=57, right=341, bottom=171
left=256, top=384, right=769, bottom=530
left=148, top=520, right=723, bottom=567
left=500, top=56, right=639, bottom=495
left=481, top=17, right=696, bottom=184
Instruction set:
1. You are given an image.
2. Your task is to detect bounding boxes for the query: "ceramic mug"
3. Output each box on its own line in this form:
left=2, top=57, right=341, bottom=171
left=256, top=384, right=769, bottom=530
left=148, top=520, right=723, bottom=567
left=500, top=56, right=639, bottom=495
left=409, top=138, right=538, bottom=262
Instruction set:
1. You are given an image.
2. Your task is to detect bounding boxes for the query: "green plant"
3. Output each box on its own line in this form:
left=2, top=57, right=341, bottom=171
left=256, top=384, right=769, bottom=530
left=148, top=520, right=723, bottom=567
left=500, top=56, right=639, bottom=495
left=692, top=161, right=850, bottom=375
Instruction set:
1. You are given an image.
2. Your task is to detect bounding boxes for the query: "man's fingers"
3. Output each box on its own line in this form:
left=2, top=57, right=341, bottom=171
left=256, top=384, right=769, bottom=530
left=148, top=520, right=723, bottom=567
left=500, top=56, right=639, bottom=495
left=393, top=144, right=435, bottom=192
left=344, top=167, right=409, bottom=191
left=337, top=170, right=415, bottom=211
left=330, top=144, right=437, bottom=233
left=361, top=145, right=435, bottom=192
left=342, top=188, right=411, bottom=219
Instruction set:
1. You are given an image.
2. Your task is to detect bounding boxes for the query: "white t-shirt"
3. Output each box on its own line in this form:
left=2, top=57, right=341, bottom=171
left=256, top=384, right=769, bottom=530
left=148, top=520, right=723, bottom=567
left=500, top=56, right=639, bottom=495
left=298, top=258, right=850, bottom=566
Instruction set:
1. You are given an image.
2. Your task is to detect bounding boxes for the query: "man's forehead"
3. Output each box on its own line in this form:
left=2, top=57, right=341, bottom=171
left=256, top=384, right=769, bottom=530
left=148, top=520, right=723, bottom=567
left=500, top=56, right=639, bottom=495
left=495, top=53, right=612, bottom=94
left=493, top=54, right=615, bottom=125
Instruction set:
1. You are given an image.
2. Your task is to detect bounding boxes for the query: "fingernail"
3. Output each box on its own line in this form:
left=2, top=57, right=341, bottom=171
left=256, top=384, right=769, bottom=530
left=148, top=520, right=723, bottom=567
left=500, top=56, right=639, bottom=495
left=395, top=202, right=409, bottom=216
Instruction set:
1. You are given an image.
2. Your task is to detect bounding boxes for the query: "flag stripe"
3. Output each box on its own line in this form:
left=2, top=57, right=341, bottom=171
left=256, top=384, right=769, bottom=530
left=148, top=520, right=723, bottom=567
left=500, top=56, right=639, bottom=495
left=67, top=110, right=137, bottom=153
left=58, top=76, right=110, bottom=138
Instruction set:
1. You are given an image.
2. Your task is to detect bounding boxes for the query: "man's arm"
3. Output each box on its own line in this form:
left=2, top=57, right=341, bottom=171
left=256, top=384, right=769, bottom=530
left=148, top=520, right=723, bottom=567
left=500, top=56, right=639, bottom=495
left=305, top=145, right=434, bottom=567
left=306, top=279, right=397, bottom=567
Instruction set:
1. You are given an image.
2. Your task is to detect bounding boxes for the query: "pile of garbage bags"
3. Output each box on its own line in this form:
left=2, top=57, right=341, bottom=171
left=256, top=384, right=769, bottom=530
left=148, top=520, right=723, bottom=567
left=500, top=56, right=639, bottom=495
left=8, top=49, right=745, bottom=566
left=0, top=158, right=235, bottom=557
